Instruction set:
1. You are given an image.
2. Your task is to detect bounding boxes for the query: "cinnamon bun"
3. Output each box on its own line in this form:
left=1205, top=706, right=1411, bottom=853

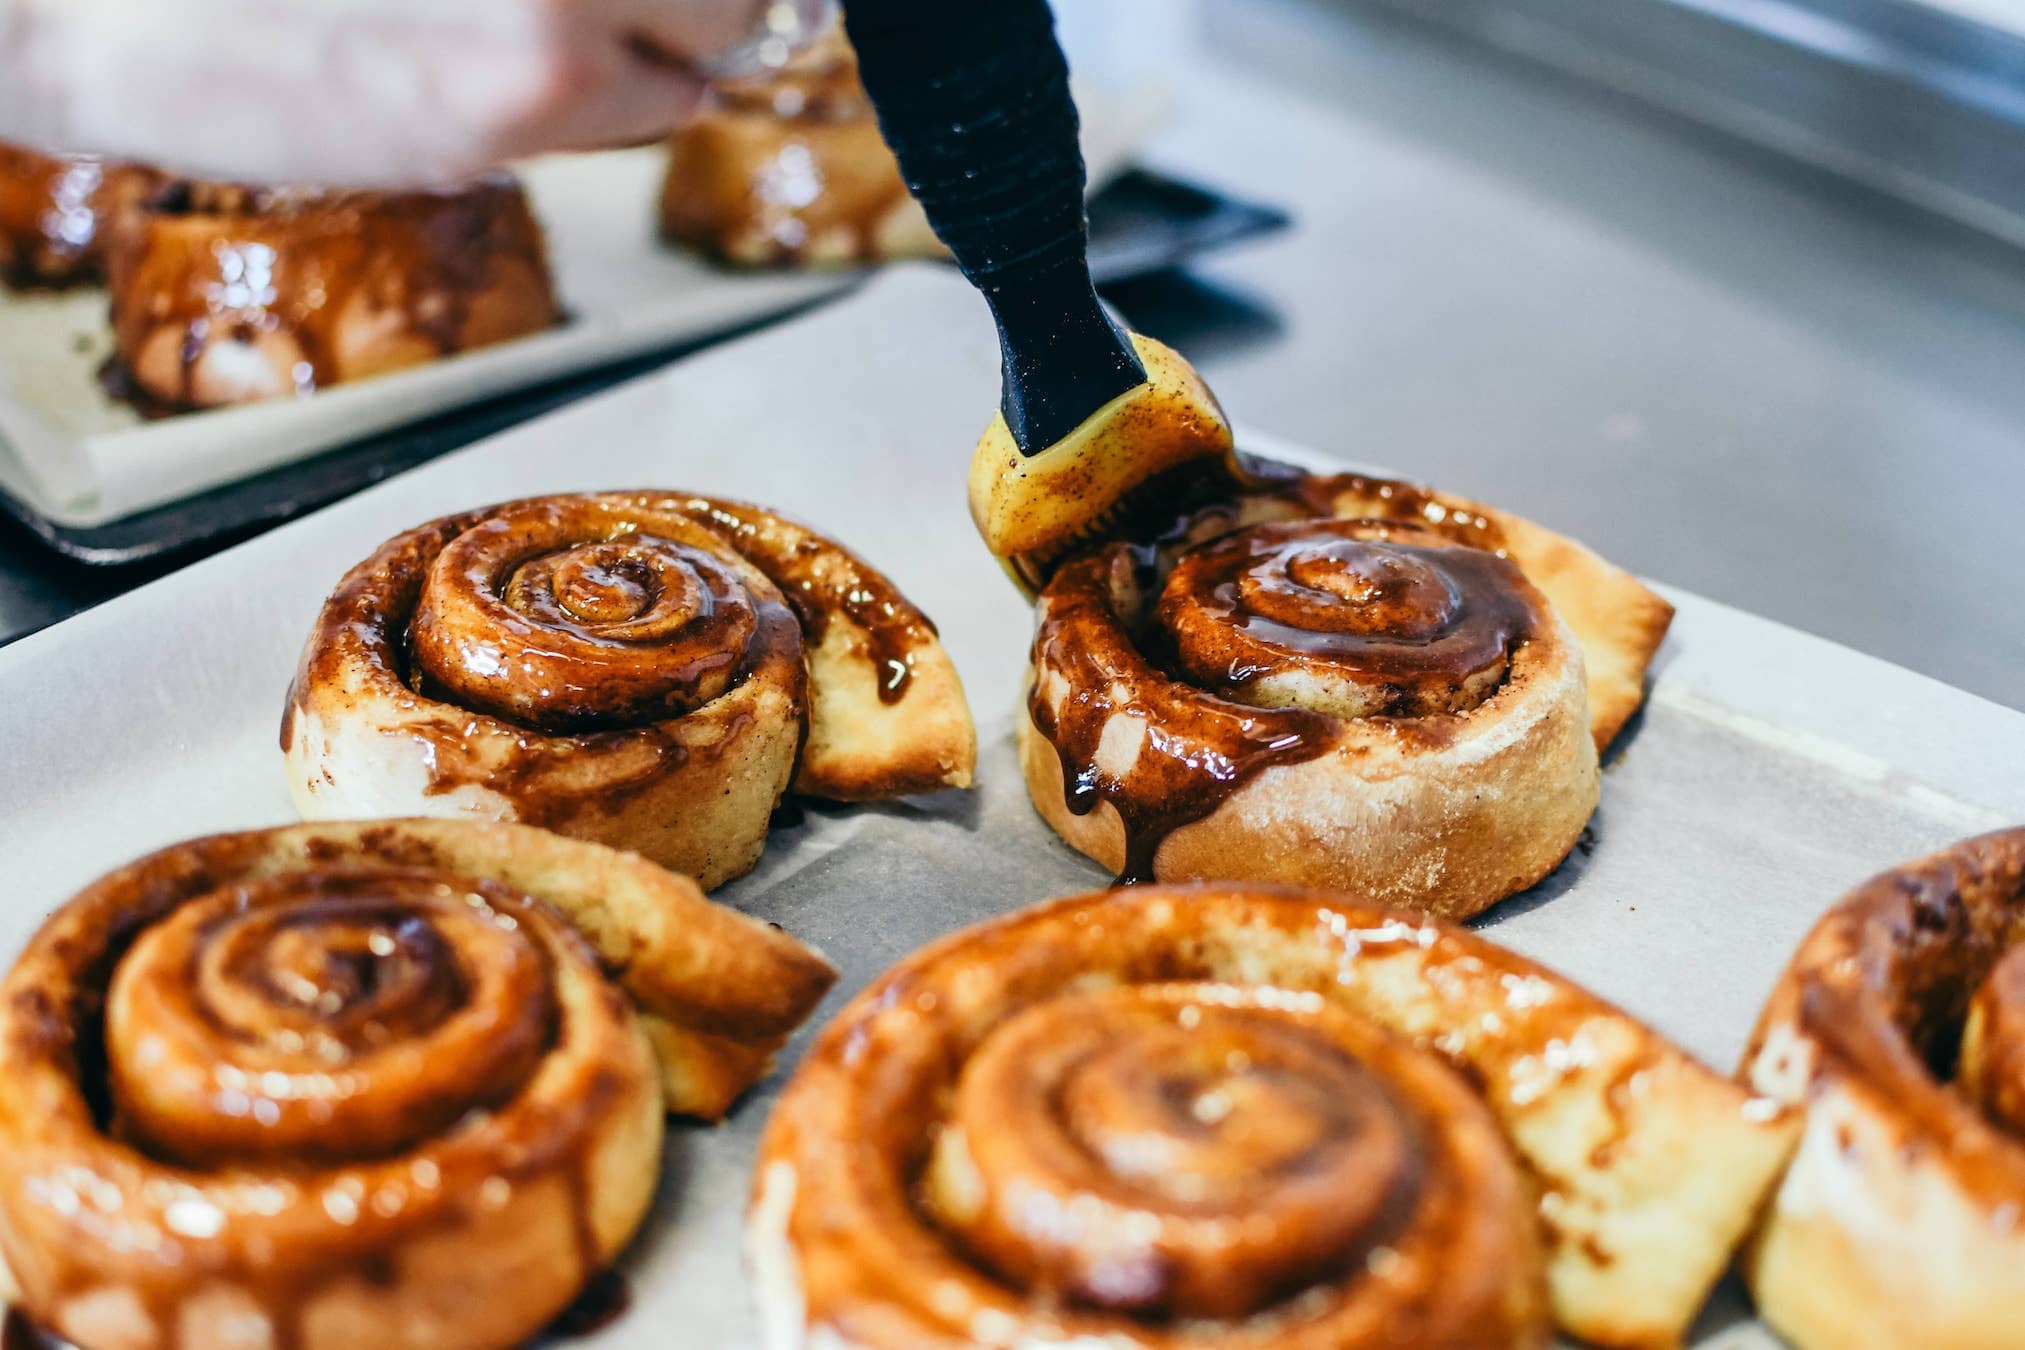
left=1016, top=460, right=1671, bottom=915
left=283, top=493, right=975, bottom=888
left=0, top=143, right=161, bottom=290
left=658, top=30, right=941, bottom=267
left=104, top=177, right=558, bottom=410
left=0, top=818, right=832, bottom=1350
left=1741, top=827, right=2025, bottom=1349
left=751, top=883, right=1797, bottom=1349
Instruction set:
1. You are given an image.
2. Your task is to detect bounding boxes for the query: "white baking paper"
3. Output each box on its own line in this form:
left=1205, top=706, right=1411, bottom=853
left=0, top=85, right=1165, bottom=528
left=0, top=267, right=2019, bottom=1347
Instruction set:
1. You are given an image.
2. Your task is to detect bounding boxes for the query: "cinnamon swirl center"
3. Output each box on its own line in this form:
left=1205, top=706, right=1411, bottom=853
left=407, top=499, right=797, bottom=733
left=1156, top=520, right=1530, bottom=719
left=106, top=870, right=555, bottom=1168
left=922, top=986, right=1455, bottom=1321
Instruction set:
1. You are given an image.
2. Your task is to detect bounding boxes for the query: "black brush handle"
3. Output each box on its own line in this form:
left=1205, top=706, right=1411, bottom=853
left=842, top=0, right=1145, bottom=454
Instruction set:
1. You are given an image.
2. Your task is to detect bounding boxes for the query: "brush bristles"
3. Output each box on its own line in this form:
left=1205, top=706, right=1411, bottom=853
left=1004, top=485, right=1167, bottom=596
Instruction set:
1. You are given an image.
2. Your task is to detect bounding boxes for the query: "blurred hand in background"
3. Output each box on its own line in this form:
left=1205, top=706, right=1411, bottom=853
left=0, top=0, right=829, bottom=185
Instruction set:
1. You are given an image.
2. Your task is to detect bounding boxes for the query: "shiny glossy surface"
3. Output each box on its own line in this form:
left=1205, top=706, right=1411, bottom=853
left=0, top=144, right=161, bottom=290
left=659, top=31, right=931, bottom=266
left=1028, top=463, right=1549, bottom=884
left=105, top=177, right=558, bottom=410
left=0, top=826, right=663, bottom=1349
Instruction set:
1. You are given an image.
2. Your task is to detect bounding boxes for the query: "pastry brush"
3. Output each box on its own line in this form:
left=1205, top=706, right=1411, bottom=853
left=842, top=0, right=1252, bottom=596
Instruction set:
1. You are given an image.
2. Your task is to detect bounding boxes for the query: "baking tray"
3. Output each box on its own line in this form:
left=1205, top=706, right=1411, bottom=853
left=0, top=165, right=1287, bottom=571
left=0, top=267, right=2017, bottom=1347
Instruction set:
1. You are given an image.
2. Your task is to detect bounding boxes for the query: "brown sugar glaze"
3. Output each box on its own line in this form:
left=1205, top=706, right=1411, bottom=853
left=104, top=176, right=557, bottom=410
left=0, top=833, right=656, bottom=1349
left=1028, top=463, right=1540, bottom=884
left=289, top=493, right=937, bottom=825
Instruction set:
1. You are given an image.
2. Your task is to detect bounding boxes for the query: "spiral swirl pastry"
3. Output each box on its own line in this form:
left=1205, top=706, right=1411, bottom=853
left=751, top=884, right=1798, bottom=1350
left=1024, top=519, right=1572, bottom=917
left=1019, top=461, right=1672, bottom=917
left=0, top=143, right=163, bottom=290
left=1741, top=827, right=2025, bottom=1348
left=103, top=176, right=557, bottom=410
left=284, top=493, right=974, bottom=889
left=658, top=28, right=942, bottom=267
left=0, top=819, right=831, bottom=1350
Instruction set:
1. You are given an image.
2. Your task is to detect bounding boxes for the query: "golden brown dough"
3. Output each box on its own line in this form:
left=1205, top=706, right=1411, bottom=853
left=283, top=493, right=975, bottom=888
left=105, top=176, right=557, bottom=409
left=0, top=142, right=162, bottom=289
left=751, top=883, right=1798, bottom=1349
left=659, top=30, right=942, bottom=266
left=0, top=818, right=831, bottom=1350
left=1741, top=827, right=2025, bottom=1350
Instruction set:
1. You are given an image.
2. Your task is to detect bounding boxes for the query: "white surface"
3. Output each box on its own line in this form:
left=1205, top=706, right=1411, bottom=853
left=0, top=86, right=1161, bottom=528
left=0, top=268, right=2019, bottom=1345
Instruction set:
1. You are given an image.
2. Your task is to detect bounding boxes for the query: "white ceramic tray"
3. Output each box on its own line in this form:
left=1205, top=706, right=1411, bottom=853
left=0, top=268, right=2019, bottom=1346
left=0, top=87, right=1162, bottom=530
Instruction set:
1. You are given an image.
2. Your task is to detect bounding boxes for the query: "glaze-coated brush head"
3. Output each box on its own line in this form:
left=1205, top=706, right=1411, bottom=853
left=970, top=333, right=1252, bottom=597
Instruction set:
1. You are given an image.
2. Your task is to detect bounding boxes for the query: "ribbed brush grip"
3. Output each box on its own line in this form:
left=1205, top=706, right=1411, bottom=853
left=842, top=0, right=1145, bottom=453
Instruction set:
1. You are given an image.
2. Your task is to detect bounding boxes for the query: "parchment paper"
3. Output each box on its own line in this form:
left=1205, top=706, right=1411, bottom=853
left=0, top=268, right=2019, bottom=1346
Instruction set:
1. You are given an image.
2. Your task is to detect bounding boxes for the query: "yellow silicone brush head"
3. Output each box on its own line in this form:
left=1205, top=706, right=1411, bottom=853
left=969, top=333, right=1243, bottom=596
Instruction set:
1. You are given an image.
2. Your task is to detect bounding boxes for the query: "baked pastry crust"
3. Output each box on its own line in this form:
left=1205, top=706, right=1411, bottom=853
left=750, top=883, right=1797, bottom=1349
left=105, top=177, right=557, bottom=409
left=658, top=30, right=942, bottom=266
left=0, top=821, right=647, bottom=1348
left=1741, top=827, right=2025, bottom=1350
left=0, top=142, right=162, bottom=289
left=0, top=817, right=833, bottom=1349
left=1015, top=460, right=1669, bottom=916
left=284, top=493, right=974, bottom=888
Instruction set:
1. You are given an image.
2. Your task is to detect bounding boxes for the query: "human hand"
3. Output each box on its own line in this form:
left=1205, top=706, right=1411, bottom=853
left=0, top=0, right=830, bottom=185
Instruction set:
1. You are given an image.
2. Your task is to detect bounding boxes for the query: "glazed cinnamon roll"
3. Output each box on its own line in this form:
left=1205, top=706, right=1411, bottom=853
left=751, top=883, right=1797, bottom=1349
left=104, top=177, right=558, bottom=410
left=0, top=142, right=161, bottom=289
left=0, top=819, right=832, bottom=1350
left=1018, top=464, right=1670, bottom=917
left=659, top=30, right=941, bottom=266
left=283, top=493, right=975, bottom=888
left=1741, top=827, right=2025, bottom=1349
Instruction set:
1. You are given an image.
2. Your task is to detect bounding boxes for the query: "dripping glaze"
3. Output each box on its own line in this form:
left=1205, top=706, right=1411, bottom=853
left=1027, top=468, right=1543, bottom=884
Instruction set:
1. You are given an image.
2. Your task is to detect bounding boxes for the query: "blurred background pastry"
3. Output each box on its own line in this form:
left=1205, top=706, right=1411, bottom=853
left=0, top=141, right=162, bottom=290
left=659, top=28, right=942, bottom=267
left=105, top=176, right=559, bottom=410
left=283, top=492, right=975, bottom=888
left=0, top=818, right=833, bottom=1348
